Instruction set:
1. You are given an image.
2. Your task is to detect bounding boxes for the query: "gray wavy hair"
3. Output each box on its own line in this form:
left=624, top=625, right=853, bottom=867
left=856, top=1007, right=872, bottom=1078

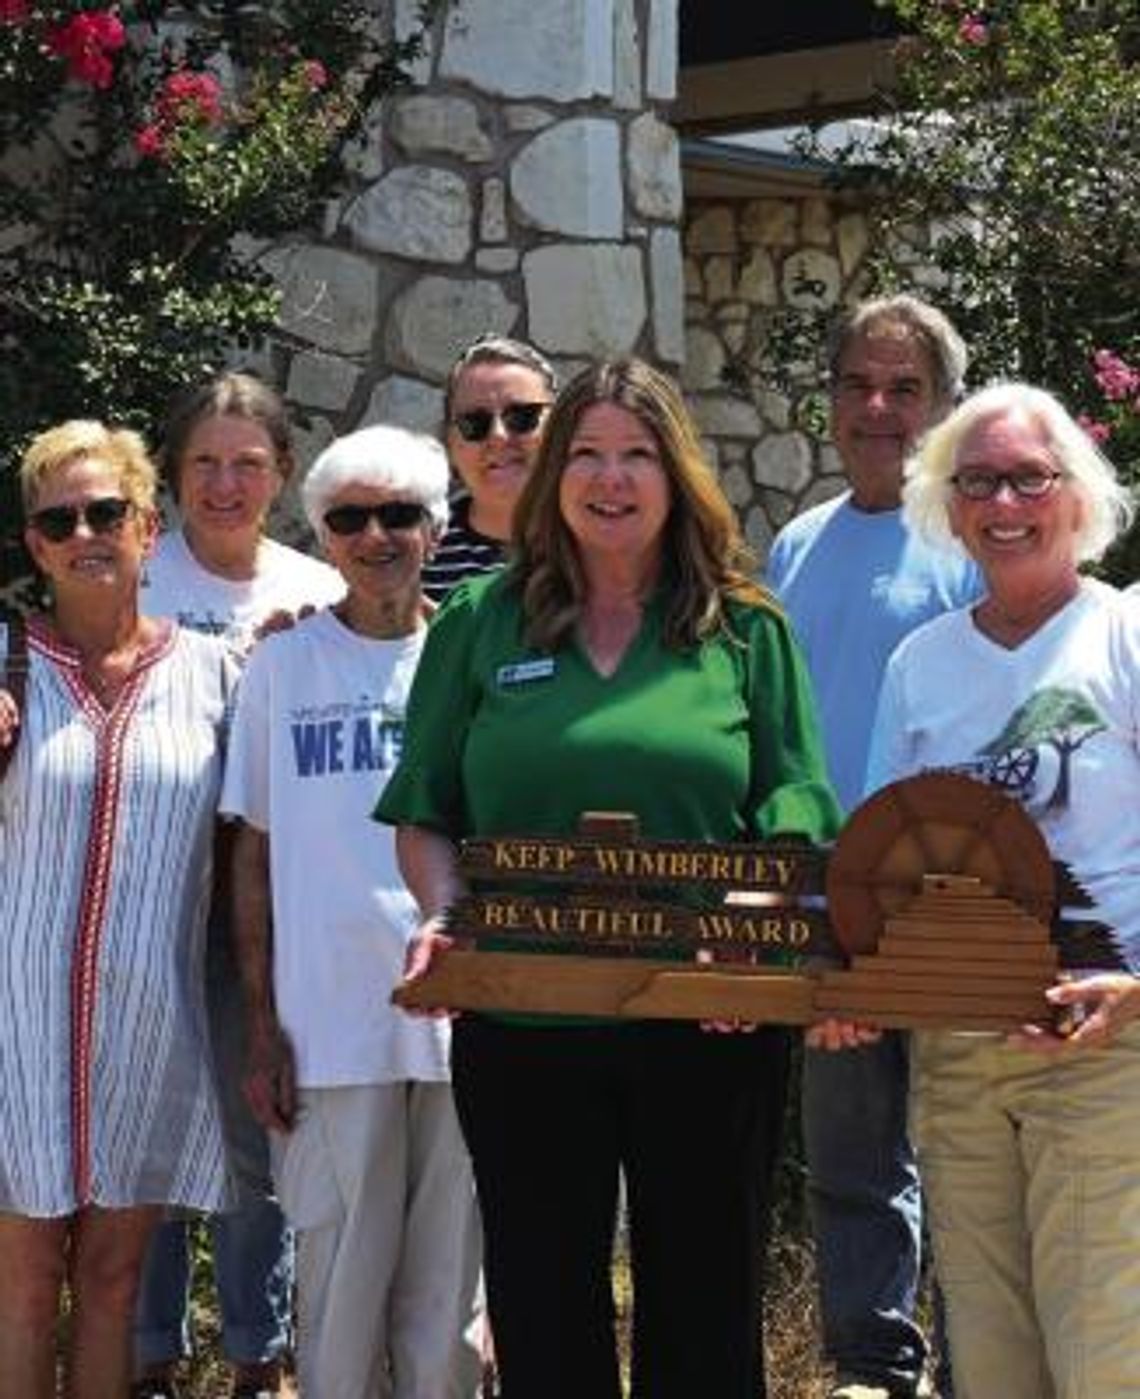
left=829, top=294, right=968, bottom=408
left=903, top=381, right=1133, bottom=564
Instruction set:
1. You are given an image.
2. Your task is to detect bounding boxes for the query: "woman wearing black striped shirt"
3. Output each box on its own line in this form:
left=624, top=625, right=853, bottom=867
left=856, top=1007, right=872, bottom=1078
left=423, top=336, right=556, bottom=603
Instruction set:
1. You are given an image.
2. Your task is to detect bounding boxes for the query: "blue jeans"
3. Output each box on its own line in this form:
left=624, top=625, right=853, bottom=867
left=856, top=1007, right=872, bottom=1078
left=135, top=915, right=293, bottom=1368
left=802, top=1032, right=926, bottom=1394
left=136, top=1205, right=293, bottom=1367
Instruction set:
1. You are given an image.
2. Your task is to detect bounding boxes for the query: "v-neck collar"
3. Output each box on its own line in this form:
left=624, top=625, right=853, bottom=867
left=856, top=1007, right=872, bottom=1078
left=570, top=590, right=663, bottom=683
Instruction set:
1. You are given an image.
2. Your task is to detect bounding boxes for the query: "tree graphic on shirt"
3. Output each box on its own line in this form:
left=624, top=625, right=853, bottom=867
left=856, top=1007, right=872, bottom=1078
left=978, top=688, right=1107, bottom=811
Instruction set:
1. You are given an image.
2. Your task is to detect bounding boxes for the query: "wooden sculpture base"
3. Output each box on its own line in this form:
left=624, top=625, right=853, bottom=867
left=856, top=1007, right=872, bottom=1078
left=394, top=877, right=1060, bottom=1030
left=393, top=952, right=819, bottom=1021
left=812, top=873, right=1059, bottom=1030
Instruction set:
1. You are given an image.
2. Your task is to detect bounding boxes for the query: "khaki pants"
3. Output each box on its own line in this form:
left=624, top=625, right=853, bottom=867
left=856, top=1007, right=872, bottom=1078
left=272, top=1082, right=483, bottom=1399
left=911, top=1023, right=1140, bottom=1399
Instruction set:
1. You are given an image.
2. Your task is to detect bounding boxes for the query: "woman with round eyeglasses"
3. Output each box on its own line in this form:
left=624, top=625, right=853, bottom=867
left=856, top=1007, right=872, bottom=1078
left=842, top=382, right=1140, bottom=1399
left=133, top=373, right=343, bottom=1399
left=421, top=336, right=556, bottom=602
left=0, top=421, right=235, bottom=1398
left=220, top=425, right=481, bottom=1399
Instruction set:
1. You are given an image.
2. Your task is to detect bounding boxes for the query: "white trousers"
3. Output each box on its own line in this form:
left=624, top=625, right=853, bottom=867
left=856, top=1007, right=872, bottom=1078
left=272, top=1082, right=483, bottom=1399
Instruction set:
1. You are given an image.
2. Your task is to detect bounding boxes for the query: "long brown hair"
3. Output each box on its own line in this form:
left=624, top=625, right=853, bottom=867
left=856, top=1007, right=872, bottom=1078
left=512, top=358, right=777, bottom=651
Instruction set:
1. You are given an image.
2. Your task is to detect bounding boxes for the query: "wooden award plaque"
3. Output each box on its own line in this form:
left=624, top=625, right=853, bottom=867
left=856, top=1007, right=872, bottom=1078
left=393, top=773, right=1117, bottom=1030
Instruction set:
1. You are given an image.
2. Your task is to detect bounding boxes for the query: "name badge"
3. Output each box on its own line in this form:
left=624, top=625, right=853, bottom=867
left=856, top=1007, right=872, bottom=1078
left=497, top=658, right=556, bottom=687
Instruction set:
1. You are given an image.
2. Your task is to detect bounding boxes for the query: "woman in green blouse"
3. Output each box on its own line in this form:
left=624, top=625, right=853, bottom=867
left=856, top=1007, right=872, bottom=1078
left=377, top=358, right=839, bottom=1399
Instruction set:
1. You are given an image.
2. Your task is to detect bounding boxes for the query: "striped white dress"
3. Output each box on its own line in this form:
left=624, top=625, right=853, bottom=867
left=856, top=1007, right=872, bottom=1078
left=0, top=620, right=237, bottom=1217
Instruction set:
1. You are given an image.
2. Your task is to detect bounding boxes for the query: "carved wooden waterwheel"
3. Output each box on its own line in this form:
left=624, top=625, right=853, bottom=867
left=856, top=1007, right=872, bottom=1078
left=826, top=770, right=1056, bottom=957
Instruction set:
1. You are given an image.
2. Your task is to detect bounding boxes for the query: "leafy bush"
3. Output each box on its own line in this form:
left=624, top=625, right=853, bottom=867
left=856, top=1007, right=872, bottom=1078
left=0, top=1, right=442, bottom=588
left=783, top=0, right=1140, bottom=574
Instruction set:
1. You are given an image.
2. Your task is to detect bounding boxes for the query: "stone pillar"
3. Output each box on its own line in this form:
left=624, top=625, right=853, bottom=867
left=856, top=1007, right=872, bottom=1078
left=682, top=194, right=872, bottom=556
left=262, top=0, right=683, bottom=526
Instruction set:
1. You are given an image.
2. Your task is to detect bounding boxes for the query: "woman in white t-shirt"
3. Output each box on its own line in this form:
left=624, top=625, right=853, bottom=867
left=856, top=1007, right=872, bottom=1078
left=834, top=383, right=1140, bottom=1399
left=221, top=425, right=481, bottom=1399
left=134, top=374, right=340, bottom=1399
left=142, top=373, right=343, bottom=646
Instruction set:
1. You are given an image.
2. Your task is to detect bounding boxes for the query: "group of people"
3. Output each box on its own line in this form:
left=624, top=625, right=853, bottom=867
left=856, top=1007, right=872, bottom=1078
left=0, top=295, right=1139, bottom=1399
left=769, top=296, right=1140, bottom=1399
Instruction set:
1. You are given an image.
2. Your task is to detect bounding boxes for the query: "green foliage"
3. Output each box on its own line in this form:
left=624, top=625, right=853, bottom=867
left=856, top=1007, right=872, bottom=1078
left=0, top=1, right=445, bottom=586
left=787, top=0, right=1140, bottom=575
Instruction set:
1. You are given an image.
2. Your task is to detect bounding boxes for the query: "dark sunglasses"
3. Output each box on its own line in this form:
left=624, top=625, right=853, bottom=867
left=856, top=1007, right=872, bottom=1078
left=323, top=501, right=429, bottom=536
left=452, top=401, right=549, bottom=443
left=29, top=496, right=134, bottom=542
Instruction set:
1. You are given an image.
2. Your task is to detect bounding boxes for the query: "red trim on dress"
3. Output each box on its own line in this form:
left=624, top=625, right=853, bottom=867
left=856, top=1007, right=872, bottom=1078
left=29, top=620, right=175, bottom=1204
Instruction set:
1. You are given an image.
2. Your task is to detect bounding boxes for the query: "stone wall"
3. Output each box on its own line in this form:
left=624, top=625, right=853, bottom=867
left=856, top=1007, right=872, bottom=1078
left=255, top=0, right=684, bottom=538
left=681, top=192, right=872, bottom=558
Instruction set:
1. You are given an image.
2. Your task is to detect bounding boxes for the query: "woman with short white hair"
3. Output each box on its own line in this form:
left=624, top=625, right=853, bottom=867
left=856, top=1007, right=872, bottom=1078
left=222, top=424, right=482, bottom=1399
left=860, top=381, right=1140, bottom=1399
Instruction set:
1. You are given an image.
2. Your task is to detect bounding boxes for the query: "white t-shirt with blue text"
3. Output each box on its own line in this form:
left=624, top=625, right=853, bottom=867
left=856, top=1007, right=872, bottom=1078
left=220, top=608, right=450, bottom=1087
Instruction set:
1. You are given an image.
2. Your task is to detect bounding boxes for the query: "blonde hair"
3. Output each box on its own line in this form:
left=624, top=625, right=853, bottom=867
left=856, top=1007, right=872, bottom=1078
left=512, top=358, right=776, bottom=651
left=904, top=382, right=1134, bottom=563
left=20, top=420, right=157, bottom=513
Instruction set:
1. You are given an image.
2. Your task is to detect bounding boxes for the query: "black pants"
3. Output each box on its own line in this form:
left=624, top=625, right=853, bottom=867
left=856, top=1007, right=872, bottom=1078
left=452, top=1015, right=789, bottom=1399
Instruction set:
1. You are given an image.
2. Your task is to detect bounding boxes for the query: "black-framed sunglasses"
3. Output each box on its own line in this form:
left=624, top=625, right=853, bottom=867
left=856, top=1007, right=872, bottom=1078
left=951, top=469, right=1064, bottom=501
left=323, top=501, right=430, bottom=536
left=452, top=401, right=550, bottom=443
left=28, top=496, right=134, bottom=542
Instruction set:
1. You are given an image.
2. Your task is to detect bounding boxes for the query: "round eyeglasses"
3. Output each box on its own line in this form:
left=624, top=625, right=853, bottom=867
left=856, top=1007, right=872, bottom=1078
left=950, top=469, right=1064, bottom=501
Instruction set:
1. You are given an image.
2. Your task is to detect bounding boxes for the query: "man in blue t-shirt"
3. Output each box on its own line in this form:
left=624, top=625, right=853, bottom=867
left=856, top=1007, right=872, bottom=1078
left=767, top=294, right=979, bottom=1399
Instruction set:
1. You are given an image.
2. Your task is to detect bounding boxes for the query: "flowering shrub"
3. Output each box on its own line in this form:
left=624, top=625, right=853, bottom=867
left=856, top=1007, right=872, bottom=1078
left=0, top=2, right=444, bottom=588
left=786, top=0, right=1140, bottom=575
left=957, top=14, right=988, bottom=45
left=46, top=8, right=125, bottom=87
left=1081, top=349, right=1140, bottom=466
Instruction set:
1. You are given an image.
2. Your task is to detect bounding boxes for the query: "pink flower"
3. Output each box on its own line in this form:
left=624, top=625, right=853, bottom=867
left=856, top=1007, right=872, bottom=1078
left=1077, top=414, right=1113, bottom=446
left=47, top=10, right=127, bottom=89
left=958, top=15, right=989, bottom=45
left=0, top=0, right=30, bottom=24
left=1091, top=348, right=1140, bottom=403
left=156, top=69, right=224, bottom=126
left=301, top=59, right=328, bottom=91
left=134, top=123, right=165, bottom=158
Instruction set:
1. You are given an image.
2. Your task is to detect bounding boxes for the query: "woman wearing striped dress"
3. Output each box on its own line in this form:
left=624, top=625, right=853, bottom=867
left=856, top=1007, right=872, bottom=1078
left=0, top=421, right=234, bottom=1398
